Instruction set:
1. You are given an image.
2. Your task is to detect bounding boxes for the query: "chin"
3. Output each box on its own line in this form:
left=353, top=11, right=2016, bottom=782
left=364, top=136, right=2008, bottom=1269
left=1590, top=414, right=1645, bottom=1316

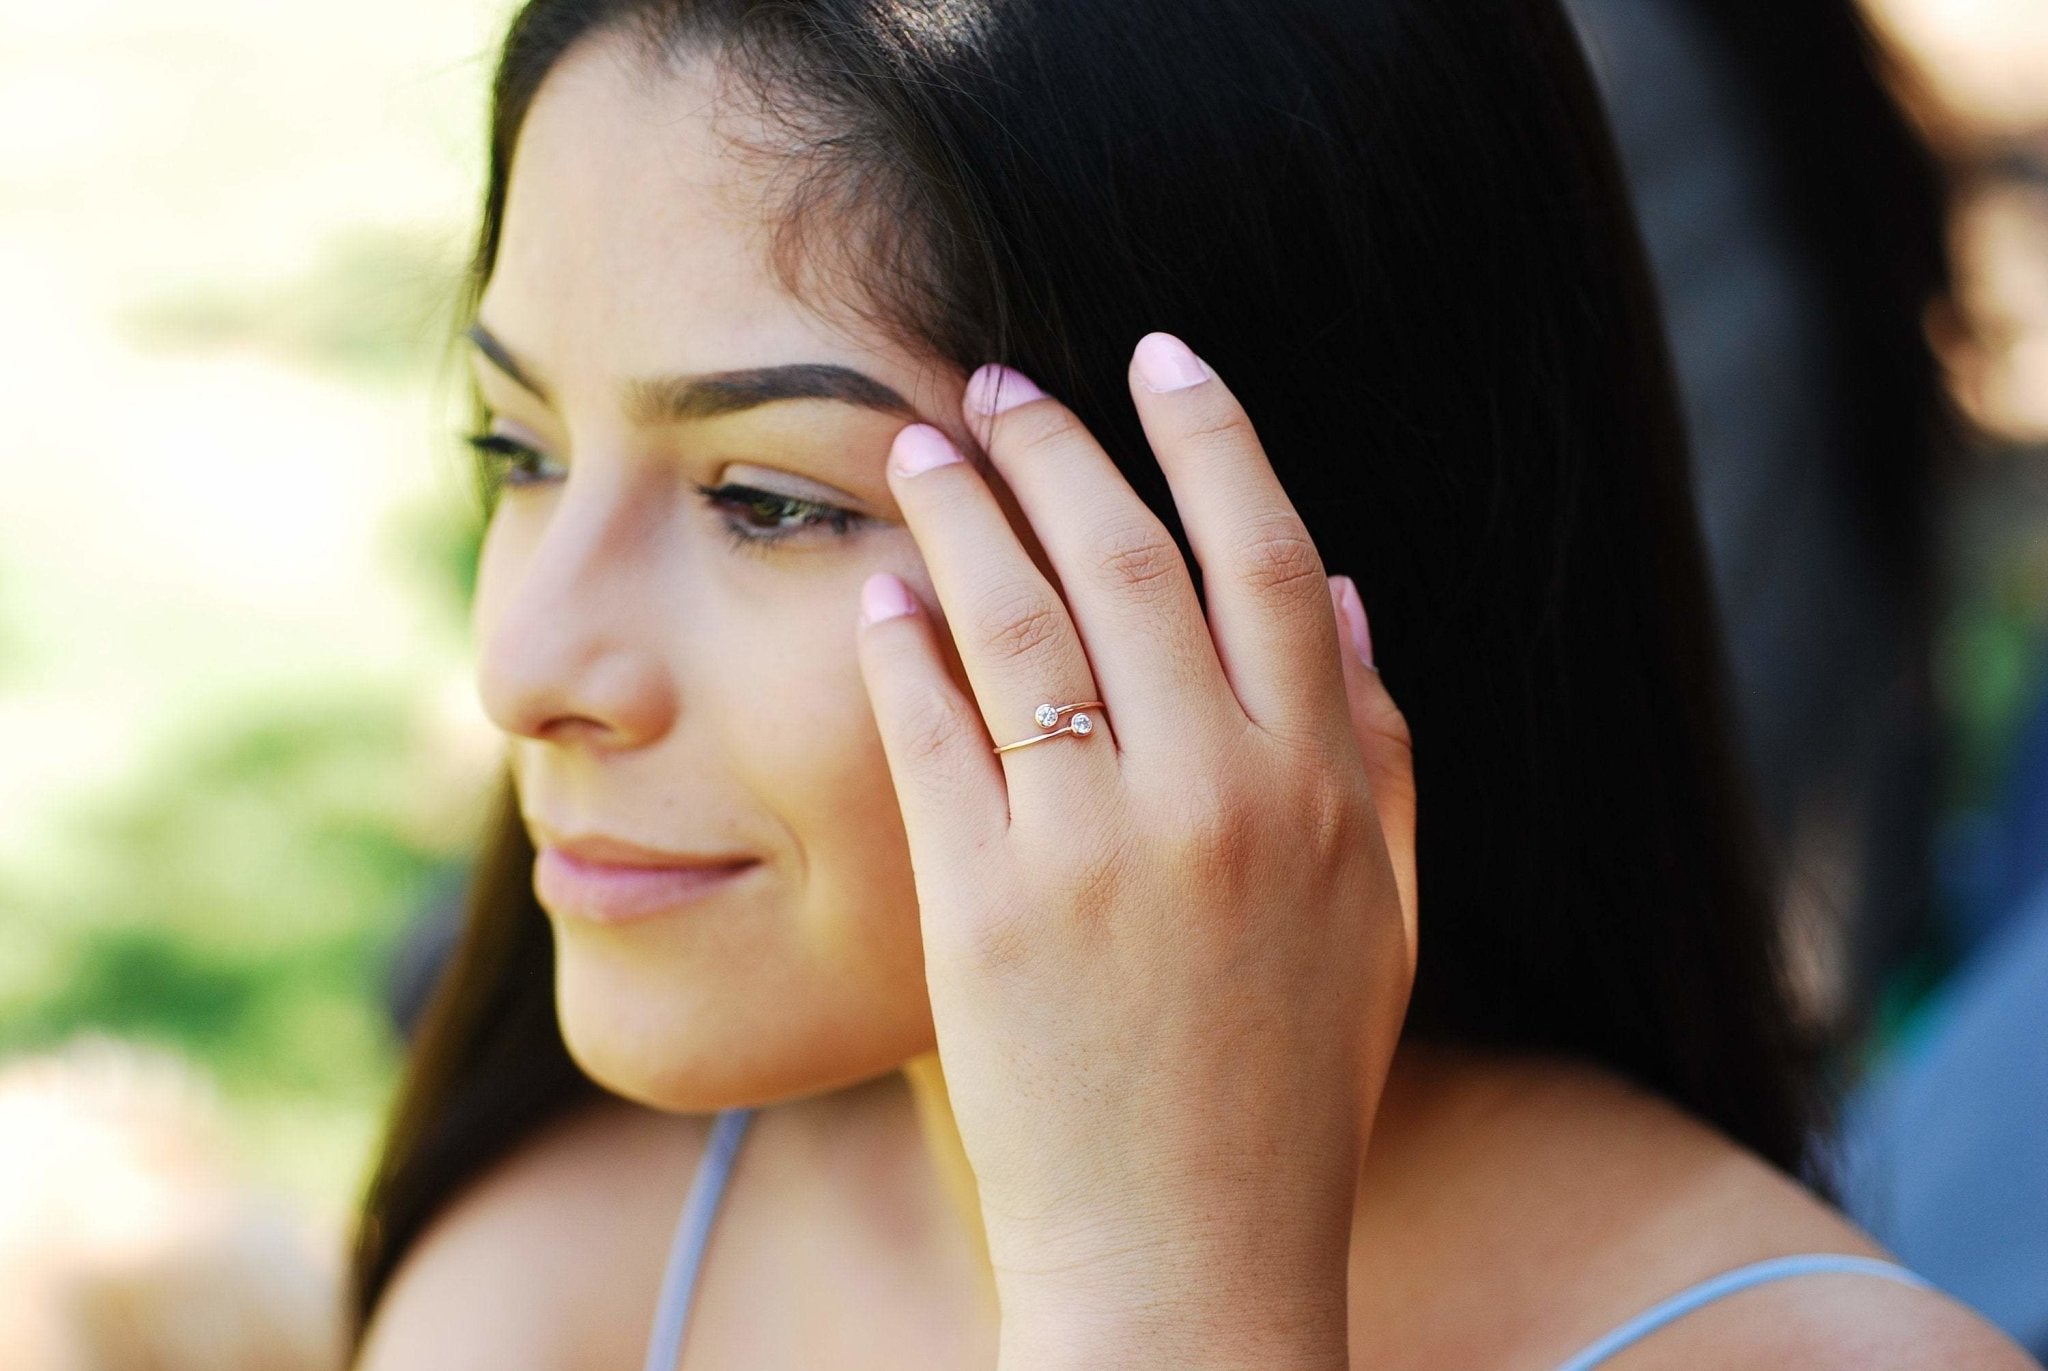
left=547, top=920, right=934, bottom=1114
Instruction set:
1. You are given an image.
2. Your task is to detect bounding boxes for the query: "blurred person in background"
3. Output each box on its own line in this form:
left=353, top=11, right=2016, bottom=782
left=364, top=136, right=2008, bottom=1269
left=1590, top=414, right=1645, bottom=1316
left=1563, top=2, right=2048, bottom=1355
left=0, top=1035, right=342, bottom=1371
left=340, top=1, right=2038, bottom=1367
left=1825, top=1, right=2048, bottom=1358
left=1562, top=0, right=1955, bottom=1068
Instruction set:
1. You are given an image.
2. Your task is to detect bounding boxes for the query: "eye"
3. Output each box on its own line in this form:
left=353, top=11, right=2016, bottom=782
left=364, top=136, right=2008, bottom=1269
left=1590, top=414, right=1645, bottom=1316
left=463, top=430, right=560, bottom=489
left=692, top=481, right=869, bottom=551
left=459, top=429, right=868, bottom=551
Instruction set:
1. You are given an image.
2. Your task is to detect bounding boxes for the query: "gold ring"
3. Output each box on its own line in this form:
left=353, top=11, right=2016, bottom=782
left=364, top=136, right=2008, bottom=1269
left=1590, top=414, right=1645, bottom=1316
left=992, top=700, right=1107, bottom=754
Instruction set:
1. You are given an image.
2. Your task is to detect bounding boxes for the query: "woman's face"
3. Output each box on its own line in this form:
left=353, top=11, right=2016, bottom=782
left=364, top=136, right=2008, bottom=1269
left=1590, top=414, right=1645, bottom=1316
left=470, top=34, right=1007, bottom=1111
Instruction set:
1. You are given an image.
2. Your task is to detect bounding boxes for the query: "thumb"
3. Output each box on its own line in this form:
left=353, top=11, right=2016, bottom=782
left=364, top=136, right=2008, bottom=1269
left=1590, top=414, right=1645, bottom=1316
left=1327, top=574, right=1417, bottom=973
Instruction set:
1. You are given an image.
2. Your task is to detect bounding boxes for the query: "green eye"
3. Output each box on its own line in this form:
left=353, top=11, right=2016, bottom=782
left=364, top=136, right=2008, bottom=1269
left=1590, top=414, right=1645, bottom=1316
left=693, top=481, right=867, bottom=550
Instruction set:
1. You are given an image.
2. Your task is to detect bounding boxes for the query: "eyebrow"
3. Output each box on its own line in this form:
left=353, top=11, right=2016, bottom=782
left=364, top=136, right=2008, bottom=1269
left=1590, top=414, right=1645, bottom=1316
left=463, top=321, right=920, bottom=423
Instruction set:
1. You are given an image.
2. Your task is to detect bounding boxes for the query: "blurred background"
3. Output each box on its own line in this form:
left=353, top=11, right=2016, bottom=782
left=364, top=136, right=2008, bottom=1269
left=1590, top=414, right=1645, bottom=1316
left=0, top=0, right=2041, bottom=1366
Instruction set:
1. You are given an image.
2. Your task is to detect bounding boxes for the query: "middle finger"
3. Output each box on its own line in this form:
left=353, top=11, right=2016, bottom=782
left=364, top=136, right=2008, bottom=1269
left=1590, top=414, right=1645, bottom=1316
left=959, top=363, right=1238, bottom=760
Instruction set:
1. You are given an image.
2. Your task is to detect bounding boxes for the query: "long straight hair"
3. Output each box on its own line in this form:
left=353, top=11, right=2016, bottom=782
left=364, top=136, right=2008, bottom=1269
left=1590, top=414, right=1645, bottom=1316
left=349, top=0, right=1829, bottom=1348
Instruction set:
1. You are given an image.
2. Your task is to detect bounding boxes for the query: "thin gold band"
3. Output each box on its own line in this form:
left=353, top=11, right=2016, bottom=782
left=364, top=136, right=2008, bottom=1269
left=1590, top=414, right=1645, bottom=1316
left=992, top=700, right=1107, bottom=754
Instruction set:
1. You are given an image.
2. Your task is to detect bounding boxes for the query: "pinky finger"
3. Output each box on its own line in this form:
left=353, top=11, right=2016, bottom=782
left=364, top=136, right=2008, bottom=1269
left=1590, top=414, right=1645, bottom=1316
left=853, top=571, right=1008, bottom=873
left=1329, top=574, right=1417, bottom=973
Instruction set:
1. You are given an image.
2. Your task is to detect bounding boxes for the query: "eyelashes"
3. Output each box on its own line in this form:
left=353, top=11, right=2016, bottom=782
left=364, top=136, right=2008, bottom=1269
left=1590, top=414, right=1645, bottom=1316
left=464, top=431, right=555, bottom=487
left=461, top=430, right=871, bottom=551
left=694, top=481, right=866, bottom=552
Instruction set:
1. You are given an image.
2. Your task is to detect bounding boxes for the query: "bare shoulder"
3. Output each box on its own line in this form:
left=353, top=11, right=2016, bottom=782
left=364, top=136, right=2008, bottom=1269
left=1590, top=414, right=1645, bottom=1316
left=353, top=1093, right=711, bottom=1371
left=1442, top=1050, right=2040, bottom=1369
left=1351, top=1041, right=2039, bottom=1360
left=1593, top=1258, right=2042, bottom=1369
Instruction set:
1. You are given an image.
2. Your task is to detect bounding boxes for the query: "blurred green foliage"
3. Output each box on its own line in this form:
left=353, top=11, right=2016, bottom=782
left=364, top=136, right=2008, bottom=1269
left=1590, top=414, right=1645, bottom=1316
left=385, top=488, right=488, bottom=633
left=0, top=0, right=507, bottom=1223
left=1940, top=525, right=2048, bottom=813
left=0, top=683, right=463, bottom=1108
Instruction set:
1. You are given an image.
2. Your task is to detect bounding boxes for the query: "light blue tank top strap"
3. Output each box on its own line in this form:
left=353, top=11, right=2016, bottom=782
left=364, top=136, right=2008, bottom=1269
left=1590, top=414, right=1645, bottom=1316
left=642, top=1106, right=756, bottom=1371
left=1552, top=1253, right=1933, bottom=1369
left=639, top=1115, right=1932, bottom=1371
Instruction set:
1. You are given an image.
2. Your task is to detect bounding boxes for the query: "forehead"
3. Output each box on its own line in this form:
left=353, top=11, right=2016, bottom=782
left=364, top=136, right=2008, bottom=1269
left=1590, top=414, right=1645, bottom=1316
left=479, top=31, right=893, bottom=411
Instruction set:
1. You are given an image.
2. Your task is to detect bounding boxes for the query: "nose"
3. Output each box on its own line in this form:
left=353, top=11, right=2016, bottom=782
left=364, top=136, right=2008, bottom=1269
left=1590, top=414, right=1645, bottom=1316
left=472, top=480, right=680, bottom=751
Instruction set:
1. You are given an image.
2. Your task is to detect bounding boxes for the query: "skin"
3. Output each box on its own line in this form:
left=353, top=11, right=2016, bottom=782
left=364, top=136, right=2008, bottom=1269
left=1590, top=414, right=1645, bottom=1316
left=437, top=26, right=2041, bottom=1371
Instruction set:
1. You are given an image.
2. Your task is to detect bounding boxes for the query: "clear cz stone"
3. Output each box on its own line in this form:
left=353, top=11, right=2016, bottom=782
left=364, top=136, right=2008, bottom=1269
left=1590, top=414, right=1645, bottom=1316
left=1070, top=713, right=1093, bottom=736
left=1035, top=703, right=1060, bottom=729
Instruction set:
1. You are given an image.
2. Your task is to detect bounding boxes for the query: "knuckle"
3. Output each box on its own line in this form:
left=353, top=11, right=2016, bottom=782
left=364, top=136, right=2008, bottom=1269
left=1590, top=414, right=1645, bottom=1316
left=962, top=899, right=1038, bottom=977
left=1162, top=774, right=1261, bottom=890
left=973, top=585, right=1070, bottom=667
left=1373, top=697, right=1414, bottom=759
left=1231, top=513, right=1326, bottom=598
left=1092, top=515, right=1186, bottom=605
left=898, top=688, right=975, bottom=770
left=988, top=402, right=1076, bottom=464
left=1175, top=399, right=1258, bottom=455
left=1056, top=829, right=1135, bottom=926
left=1360, top=675, right=1414, bottom=758
left=1294, top=764, right=1366, bottom=863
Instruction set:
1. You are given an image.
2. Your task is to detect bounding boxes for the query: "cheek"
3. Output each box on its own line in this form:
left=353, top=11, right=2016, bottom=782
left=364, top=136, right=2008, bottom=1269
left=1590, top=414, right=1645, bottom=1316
left=692, top=591, right=937, bottom=1086
left=720, top=593, right=917, bottom=918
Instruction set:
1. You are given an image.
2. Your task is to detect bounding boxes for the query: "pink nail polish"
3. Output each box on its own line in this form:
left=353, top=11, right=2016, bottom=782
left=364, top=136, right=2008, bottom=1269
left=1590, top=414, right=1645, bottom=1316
left=965, top=364, right=1048, bottom=416
left=1336, top=575, right=1374, bottom=668
left=890, top=424, right=963, bottom=477
left=860, top=572, right=917, bottom=625
left=1133, top=332, right=1212, bottom=392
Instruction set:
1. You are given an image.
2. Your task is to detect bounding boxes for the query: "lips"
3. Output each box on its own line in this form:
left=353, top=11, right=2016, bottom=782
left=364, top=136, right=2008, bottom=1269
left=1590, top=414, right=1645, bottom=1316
left=534, top=845, right=761, bottom=924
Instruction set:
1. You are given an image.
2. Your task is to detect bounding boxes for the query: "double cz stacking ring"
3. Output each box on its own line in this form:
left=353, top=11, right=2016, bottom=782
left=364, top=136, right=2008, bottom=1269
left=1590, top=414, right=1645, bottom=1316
left=992, top=700, right=1107, bottom=754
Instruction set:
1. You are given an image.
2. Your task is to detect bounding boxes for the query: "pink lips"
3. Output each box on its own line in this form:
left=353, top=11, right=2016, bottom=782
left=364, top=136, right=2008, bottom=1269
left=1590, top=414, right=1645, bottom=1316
left=534, top=846, right=760, bottom=924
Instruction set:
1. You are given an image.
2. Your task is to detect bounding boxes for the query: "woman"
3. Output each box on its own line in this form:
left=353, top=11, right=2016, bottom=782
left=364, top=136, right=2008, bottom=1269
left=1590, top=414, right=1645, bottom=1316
left=346, top=0, right=2037, bottom=1365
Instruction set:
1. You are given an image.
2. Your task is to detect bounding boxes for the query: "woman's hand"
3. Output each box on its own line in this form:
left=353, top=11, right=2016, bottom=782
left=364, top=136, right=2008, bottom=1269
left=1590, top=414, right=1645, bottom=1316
left=853, top=332, right=1417, bottom=1371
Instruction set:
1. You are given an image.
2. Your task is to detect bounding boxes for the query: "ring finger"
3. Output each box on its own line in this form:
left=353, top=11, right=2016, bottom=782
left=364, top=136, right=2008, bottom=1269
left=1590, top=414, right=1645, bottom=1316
left=884, top=420, right=1121, bottom=812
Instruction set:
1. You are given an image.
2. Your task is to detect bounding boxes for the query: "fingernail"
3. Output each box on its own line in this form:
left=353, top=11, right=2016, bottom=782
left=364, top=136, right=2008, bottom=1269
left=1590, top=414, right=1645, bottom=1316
left=890, top=424, right=964, bottom=477
left=1335, top=575, right=1374, bottom=668
left=860, top=572, right=917, bottom=625
left=1133, top=332, right=1212, bottom=392
left=965, top=363, right=1048, bottom=416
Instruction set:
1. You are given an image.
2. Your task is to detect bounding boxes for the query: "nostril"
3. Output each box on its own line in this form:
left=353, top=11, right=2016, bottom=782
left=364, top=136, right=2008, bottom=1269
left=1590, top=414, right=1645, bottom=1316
left=537, top=715, right=617, bottom=747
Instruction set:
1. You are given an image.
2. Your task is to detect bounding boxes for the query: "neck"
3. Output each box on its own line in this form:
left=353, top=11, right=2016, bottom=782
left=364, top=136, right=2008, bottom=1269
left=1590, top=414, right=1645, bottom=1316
left=899, top=1049, right=997, bottom=1310
left=892, top=1038, right=1477, bottom=1325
